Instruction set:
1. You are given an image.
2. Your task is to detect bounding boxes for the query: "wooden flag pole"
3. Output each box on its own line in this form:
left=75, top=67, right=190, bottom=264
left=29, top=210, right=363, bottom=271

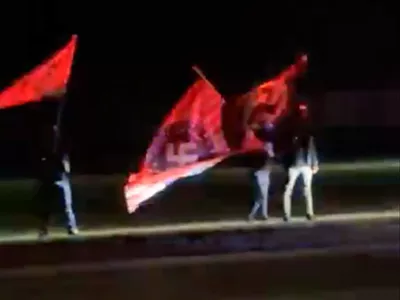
left=192, top=65, right=218, bottom=91
left=192, top=65, right=226, bottom=103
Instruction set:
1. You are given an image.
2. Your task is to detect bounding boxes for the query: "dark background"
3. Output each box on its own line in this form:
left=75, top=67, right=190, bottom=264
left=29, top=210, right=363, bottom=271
left=0, top=3, right=398, bottom=177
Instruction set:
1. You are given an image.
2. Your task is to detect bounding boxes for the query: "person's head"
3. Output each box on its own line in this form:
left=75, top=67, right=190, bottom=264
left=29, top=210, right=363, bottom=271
left=293, top=102, right=309, bottom=120
left=292, top=102, right=312, bottom=142
left=298, top=103, right=309, bottom=118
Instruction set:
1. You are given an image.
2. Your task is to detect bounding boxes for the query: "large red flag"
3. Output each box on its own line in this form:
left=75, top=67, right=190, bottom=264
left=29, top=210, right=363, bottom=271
left=0, top=35, right=77, bottom=109
left=124, top=57, right=308, bottom=213
left=124, top=75, right=229, bottom=213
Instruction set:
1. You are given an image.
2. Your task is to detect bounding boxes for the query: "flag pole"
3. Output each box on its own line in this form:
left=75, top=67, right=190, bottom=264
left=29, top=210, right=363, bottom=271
left=52, top=34, right=78, bottom=154
left=53, top=91, right=67, bottom=153
left=192, top=65, right=218, bottom=92
left=192, top=65, right=226, bottom=104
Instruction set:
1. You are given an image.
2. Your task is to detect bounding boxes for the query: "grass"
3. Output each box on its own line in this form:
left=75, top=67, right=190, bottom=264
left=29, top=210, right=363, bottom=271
left=0, top=159, right=398, bottom=232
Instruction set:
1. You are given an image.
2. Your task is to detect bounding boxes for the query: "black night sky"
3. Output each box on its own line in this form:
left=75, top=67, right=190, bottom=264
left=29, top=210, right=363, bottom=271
left=0, top=3, right=398, bottom=177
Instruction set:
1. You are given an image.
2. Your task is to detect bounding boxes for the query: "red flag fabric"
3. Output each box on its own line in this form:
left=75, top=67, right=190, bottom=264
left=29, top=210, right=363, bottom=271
left=0, top=35, right=77, bottom=109
left=237, top=55, right=308, bottom=150
left=124, top=77, right=229, bottom=213
left=124, top=57, right=308, bottom=213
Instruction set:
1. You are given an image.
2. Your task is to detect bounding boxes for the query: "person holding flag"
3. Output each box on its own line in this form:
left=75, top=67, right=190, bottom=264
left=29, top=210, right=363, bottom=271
left=37, top=140, right=79, bottom=238
left=244, top=54, right=309, bottom=220
left=0, top=35, right=78, bottom=237
left=248, top=103, right=277, bottom=220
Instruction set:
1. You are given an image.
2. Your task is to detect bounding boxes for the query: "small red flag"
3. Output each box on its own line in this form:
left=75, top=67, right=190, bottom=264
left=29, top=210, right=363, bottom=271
left=0, top=35, right=77, bottom=109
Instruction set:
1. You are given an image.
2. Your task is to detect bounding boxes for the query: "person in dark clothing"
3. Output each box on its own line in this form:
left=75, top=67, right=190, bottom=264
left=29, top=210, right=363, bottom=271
left=37, top=151, right=79, bottom=238
left=281, top=103, right=319, bottom=221
left=248, top=104, right=276, bottom=220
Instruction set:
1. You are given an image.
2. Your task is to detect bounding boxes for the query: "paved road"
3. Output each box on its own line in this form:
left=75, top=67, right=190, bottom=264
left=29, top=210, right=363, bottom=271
left=0, top=246, right=398, bottom=300
left=0, top=210, right=398, bottom=268
left=0, top=212, right=398, bottom=300
left=0, top=204, right=398, bottom=300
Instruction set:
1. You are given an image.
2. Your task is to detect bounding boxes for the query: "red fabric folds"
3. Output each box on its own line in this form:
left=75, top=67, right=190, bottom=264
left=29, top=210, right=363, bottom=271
left=0, top=35, right=77, bottom=109
left=237, top=54, right=308, bottom=150
left=125, top=77, right=229, bottom=213
left=124, top=56, right=308, bottom=213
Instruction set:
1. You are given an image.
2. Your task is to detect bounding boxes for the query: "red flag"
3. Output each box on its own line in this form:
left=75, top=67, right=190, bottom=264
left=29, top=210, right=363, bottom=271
left=125, top=76, right=229, bottom=213
left=236, top=54, right=308, bottom=150
left=0, top=35, right=77, bottom=109
left=124, top=56, right=309, bottom=213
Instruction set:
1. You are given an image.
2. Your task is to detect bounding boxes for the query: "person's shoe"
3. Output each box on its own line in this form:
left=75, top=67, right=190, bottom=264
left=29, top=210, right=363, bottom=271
left=248, top=214, right=256, bottom=222
left=38, top=230, right=49, bottom=240
left=306, top=214, right=315, bottom=221
left=67, top=228, right=80, bottom=236
left=261, top=215, right=269, bottom=221
left=283, top=215, right=291, bottom=222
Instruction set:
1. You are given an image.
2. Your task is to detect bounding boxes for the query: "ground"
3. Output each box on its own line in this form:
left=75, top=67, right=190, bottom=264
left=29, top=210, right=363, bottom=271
left=0, top=159, right=398, bottom=299
left=1, top=242, right=399, bottom=299
left=0, top=159, right=398, bottom=241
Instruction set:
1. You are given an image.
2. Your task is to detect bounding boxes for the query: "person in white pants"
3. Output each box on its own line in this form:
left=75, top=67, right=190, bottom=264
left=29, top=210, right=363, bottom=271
left=282, top=140, right=319, bottom=221
left=247, top=104, right=277, bottom=221
left=282, top=104, right=319, bottom=221
left=249, top=141, right=275, bottom=220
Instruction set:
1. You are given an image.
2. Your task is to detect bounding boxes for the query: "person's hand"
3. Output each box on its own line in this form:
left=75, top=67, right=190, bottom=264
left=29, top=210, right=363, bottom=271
left=267, top=149, right=275, bottom=158
left=265, top=142, right=275, bottom=158
left=312, top=166, right=319, bottom=174
left=64, top=161, right=71, bottom=173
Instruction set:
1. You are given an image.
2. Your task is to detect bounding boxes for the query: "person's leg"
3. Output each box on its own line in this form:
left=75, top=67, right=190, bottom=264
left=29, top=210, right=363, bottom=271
left=249, top=172, right=261, bottom=220
left=300, top=166, right=315, bottom=219
left=250, top=169, right=270, bottom=220
left=249, top=199, right=261, bottom=220
left=56, top=174, right=78, bottom=234
left=283, top=166, right=301, bottom=220
left=258, top=169, right=270, bottom=219
left=35, top=183, right=52, bottom=238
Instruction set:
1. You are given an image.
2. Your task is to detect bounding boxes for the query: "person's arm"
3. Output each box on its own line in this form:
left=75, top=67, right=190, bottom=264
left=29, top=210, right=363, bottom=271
left=62, top=154, right=71, bottom=173
left=264, top=141, right=275, bottom=158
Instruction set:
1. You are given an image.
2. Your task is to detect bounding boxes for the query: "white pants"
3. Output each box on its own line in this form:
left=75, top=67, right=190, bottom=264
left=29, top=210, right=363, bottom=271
left=249, top=169, right=271, bottom=218
left=283, top=165, right=314, bottom=217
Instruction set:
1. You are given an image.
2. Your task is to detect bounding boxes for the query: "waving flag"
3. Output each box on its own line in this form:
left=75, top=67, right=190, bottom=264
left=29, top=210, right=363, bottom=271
left=234, top=54, right=308, bottom=150
left=124, top=74, right=229, bottom=213
left=124, top=56, right=309, bottom=213
left=0, top=35, right=77, bottom=109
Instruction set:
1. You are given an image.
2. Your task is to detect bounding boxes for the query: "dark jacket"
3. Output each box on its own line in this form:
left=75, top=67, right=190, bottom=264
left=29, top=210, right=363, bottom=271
left=282, top=134, right=318, bottom=169
left=251, top=123, right=276, bottom=171
left=38, top=153, right=69, bottom=183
